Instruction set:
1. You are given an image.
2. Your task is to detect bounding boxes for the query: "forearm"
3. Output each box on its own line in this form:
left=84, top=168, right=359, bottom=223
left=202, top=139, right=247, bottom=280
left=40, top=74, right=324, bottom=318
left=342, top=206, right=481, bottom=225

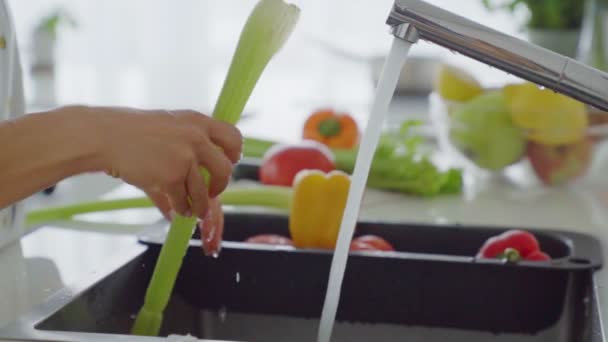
left=0, top=106, right=104, bottom=209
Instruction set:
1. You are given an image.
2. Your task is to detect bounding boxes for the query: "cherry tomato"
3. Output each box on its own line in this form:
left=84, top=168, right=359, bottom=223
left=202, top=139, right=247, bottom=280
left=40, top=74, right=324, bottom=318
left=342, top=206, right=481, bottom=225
left=525, top=250, right=551, bottom=261
left=245, top=234, right=294, bottom=246
left=259, top=141, right=336, bottom=187
left=353, top=235, right=395, bottom=251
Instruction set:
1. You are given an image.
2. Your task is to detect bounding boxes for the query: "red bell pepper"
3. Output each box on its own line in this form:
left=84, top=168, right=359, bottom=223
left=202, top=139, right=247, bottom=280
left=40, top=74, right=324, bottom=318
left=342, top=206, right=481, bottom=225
left=477, top=230, right=551, bottom=262
left=524, top=250, right=551, bottom=261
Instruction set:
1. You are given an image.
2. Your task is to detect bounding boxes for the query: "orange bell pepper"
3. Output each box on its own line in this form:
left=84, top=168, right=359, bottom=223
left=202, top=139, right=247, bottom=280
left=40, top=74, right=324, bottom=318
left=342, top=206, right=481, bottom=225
left=303, top=109, right=360, bottom=149
left=288, top=169, right=351, bottom=249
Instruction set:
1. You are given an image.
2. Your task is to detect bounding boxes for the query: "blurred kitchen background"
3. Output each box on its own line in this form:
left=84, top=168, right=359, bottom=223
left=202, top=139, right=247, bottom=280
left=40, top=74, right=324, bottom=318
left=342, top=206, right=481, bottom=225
left=8, top=0, right=526, bottom=141
left=8, top=0, right=608, bottom=193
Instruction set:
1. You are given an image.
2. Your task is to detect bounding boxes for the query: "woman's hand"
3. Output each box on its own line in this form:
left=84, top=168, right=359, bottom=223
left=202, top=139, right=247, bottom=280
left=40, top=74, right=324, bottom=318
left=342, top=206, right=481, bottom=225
left=1, top=105, right=239, bottom=253
left=94, top=106, right=240, bottom=257
left=147, top=189, right=224, bottom=256
left=92, top=106, right=242, bottom=220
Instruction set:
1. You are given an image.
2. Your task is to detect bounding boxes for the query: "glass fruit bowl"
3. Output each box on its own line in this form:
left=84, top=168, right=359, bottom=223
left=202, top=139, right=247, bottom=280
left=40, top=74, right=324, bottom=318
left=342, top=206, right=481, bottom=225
left=428, top=85, right=608, bottom=187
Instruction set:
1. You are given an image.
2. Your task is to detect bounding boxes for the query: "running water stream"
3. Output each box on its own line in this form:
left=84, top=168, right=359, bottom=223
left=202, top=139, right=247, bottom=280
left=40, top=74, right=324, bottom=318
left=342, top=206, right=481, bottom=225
left=317, top=37, right=413, bottom=342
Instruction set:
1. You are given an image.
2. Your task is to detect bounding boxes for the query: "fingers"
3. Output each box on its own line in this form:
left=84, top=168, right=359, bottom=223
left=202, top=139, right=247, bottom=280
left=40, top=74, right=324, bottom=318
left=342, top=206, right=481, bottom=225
left=176, top=110, right=243, bottom=164
left=166, top=182, right=190, bottom=217
left=194, top=138, right=233, bottom=198
left=208, top=121, right=243, bottom=164
left=199, top=197, right=224, bottom=256
left=146, top=190, right=172, bottom=221
left=155, top=110, right=241, bottom=211
left=186, top=164, right=209, bottom=219
left=149, top=165, right=209, bottom=221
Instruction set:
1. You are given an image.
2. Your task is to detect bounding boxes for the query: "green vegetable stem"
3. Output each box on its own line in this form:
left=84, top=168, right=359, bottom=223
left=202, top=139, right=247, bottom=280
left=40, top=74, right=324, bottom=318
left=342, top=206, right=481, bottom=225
left=130, top=0, right=299, bottom=336
left=25, top=185, right=292, bottom=227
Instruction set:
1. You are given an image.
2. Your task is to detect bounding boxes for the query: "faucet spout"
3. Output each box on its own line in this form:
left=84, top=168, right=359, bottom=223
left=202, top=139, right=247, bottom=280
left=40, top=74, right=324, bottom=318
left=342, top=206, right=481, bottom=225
left=387, top=0, right=608, bottom=112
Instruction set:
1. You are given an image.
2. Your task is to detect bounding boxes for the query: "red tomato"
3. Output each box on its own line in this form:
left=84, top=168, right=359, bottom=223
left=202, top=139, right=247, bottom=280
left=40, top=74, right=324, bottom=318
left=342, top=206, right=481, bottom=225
left=350, top=240, right=378, bottom=251
left=245, top=234, right=294, bottom=246
left=525, top=251, right=551, bottom=261
left=259, top=141, right=336, bottom=186
left=353, top=235, right=395, bottom=251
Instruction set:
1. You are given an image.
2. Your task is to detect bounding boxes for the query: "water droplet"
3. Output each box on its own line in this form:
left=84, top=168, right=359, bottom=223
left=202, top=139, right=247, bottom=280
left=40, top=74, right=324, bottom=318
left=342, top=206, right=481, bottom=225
left=211, top=252, right=219, bottom=259
left=235, top=272, right=240, bottom=283
left=218, top=306, right=227, bottom=323
left=130, top=314, right=136, bottom=320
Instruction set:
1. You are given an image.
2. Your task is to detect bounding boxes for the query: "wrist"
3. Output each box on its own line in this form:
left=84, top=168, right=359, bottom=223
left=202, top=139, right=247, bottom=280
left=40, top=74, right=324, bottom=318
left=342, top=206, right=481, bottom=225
left=48, top=105, right=108, bottom=173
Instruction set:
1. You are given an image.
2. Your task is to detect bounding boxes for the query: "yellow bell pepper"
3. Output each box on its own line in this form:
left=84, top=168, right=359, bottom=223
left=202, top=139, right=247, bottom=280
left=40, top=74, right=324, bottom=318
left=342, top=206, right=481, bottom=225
left=289, top=170, right=351, bottom=249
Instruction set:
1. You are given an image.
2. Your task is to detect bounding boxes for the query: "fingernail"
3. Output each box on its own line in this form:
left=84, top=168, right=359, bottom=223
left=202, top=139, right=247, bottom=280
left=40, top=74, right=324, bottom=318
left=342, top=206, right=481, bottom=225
left=204, top=243, right=221, bottom=258
left=184, top=210, right=192, bottom=218
left=212, top=244, right=222, bottom=258
left=169, top=210, right=177, bottom=221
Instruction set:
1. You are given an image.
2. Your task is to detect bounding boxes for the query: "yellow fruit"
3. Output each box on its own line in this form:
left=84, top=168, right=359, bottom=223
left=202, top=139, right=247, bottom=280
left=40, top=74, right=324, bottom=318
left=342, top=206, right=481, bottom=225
left=503, top=82, right=588, bottom=146
left=435, top=64, right=484, bottom=102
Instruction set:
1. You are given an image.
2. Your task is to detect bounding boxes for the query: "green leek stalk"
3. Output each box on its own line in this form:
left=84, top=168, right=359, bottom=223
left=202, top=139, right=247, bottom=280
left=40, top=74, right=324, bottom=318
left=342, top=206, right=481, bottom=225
left=25, top=185, right=292, bottom=227
left=131, top=0, right=299, bottom=336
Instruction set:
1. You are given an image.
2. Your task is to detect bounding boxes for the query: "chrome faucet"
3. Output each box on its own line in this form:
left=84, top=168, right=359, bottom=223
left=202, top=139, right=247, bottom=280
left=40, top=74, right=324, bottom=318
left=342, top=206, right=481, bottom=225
left=387, top=0, right=608, bottom=112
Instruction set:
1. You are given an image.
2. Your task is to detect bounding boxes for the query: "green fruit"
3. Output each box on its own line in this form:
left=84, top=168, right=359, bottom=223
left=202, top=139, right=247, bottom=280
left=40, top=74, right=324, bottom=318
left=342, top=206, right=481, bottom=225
left=449, top=92, right=526, bottom=170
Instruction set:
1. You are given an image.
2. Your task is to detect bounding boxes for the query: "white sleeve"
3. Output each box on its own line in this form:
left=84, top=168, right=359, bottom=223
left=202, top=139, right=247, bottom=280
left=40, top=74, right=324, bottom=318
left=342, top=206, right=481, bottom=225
left=6, top=43, right=26, bottom=234
left=0, top=0, right=27, bottom=245
left=6, top=0, right=24, bottom=120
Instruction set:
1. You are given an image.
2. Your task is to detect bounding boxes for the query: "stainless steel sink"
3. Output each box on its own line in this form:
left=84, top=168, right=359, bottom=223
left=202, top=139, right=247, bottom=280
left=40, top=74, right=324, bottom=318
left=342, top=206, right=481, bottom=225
left=0, top=218, right=604, bottom=342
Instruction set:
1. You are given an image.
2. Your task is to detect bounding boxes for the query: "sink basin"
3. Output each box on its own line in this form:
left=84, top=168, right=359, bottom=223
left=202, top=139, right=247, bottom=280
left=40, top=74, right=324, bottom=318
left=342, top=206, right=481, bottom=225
left=0, top=213, right=604, bottom=341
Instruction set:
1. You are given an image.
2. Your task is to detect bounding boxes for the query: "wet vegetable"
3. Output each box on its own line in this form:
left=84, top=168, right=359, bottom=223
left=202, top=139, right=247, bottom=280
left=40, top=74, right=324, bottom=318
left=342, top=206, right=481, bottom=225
left=246, top=234, right=294, bottom=246
left=477, top=230, right=552, bottom=262
left=289, top=170, right=350, bottom=249
left=352, top=235, right=395, bottom=251
left=131, top=0, right=300, bottom=336
left=259, top=141, right=335, bottom=186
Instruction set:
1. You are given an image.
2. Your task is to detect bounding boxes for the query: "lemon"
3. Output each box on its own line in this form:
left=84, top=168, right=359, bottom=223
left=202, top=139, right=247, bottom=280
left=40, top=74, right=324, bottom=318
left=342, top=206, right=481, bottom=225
left=435, top=64, right=484, bottom=102
left=503, top=82, right=588, bottom=146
